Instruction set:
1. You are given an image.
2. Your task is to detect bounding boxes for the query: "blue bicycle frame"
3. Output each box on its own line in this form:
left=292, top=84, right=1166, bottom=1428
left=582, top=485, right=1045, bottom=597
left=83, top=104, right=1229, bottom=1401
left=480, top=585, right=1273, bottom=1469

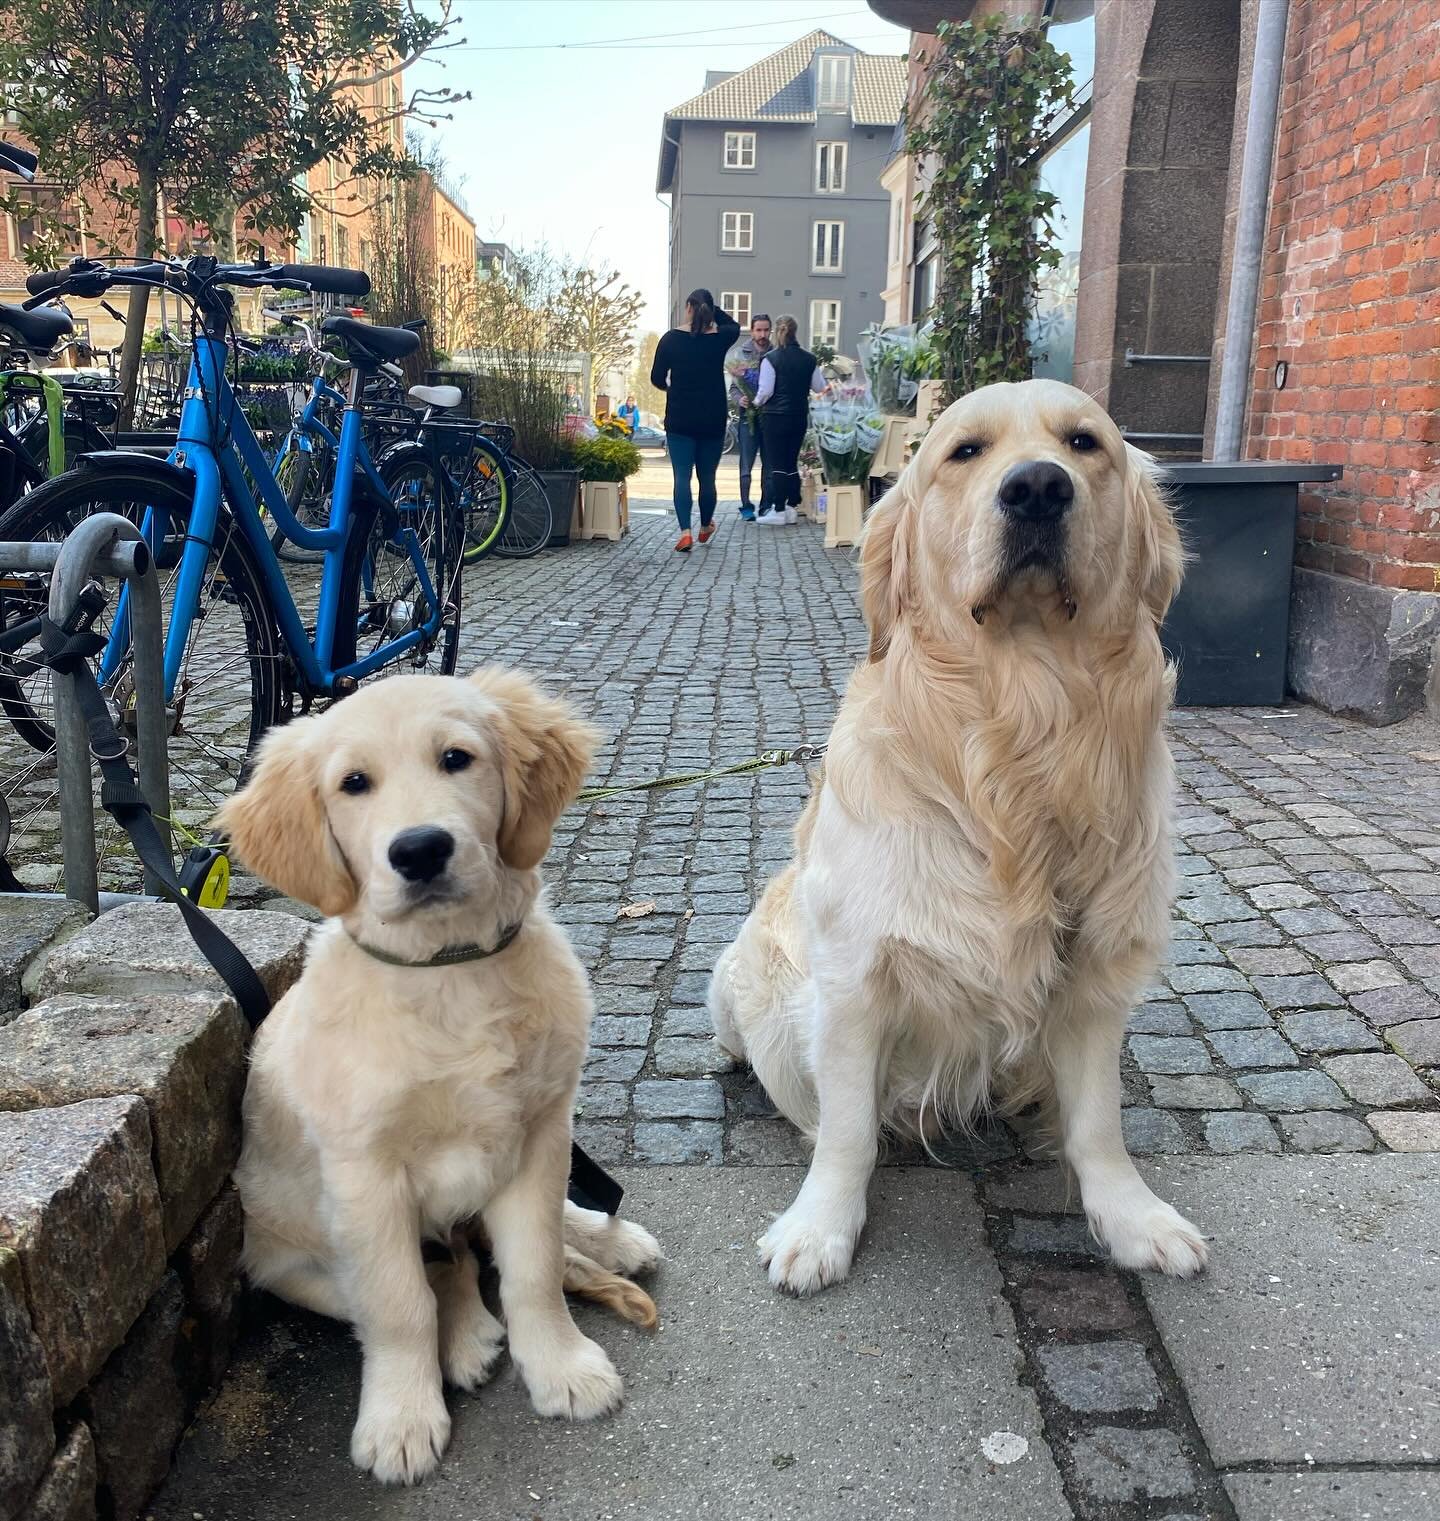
left=273, top=369, right=345, bottom=476
left=100, top=333, right=444, bottom=700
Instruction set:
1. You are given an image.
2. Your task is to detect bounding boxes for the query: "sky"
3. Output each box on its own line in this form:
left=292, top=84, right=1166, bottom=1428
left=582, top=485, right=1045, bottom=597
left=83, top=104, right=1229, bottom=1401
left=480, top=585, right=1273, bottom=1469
left=410, top=1, right=910, bottom=337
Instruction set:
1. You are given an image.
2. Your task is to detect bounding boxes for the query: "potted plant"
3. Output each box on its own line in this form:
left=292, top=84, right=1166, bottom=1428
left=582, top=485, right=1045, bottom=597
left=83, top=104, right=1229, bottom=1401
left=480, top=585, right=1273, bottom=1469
left=811, top=387, right=886, bottom=548
left=471, top=362, right=579, bottom=547
left=573, top=434, right=641, bottom=542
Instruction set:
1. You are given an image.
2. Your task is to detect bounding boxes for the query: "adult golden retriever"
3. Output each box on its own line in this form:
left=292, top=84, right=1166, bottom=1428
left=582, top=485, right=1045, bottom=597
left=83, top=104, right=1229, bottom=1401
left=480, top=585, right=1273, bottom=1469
left=219, top=670, right=660, bottom=1485
left=710, top=379, right=1205, bottom=1295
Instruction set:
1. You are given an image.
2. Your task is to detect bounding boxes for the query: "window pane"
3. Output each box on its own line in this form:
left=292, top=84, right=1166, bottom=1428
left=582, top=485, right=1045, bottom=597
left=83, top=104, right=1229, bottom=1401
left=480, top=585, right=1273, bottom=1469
left=834, top=144, right=846, bottom=190
left=1029, top=120, right=1089, bottom=382
left=1049, top=1, right=1096, bottom=101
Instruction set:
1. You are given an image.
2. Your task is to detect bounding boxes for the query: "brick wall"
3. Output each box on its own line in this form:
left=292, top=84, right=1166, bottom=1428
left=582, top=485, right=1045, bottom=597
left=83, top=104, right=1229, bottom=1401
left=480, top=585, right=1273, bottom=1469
left=1249, top=0, right=1440, bottom=592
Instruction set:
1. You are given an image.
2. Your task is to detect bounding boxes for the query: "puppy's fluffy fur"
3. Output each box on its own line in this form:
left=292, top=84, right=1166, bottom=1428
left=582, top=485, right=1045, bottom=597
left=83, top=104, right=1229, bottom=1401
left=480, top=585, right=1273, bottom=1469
left=711, top=379, right=1206, bottom=1295
left=220, top=670, right=660, bottom=1485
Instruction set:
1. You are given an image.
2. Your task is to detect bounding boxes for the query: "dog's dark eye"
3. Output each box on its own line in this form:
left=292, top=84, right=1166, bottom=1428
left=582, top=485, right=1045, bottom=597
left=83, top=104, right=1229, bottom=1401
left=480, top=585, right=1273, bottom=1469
left=951, top=442, right=984, bottom=461
left=340, top=772, right=369, bottom=796
left=441, top=748, right=472, bottom=774
left=1068, top=431, right=1099, bottom=453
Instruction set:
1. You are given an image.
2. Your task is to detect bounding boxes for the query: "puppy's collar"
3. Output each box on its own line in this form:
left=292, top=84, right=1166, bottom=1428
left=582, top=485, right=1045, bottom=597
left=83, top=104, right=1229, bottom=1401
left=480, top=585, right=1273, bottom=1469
left=346, top=921, right=523, bottom=968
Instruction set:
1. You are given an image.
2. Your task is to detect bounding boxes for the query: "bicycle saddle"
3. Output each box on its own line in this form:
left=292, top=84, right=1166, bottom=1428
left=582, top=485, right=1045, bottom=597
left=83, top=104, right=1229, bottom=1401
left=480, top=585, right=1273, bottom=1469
left=408, top=384, right=462, bottom=410
left=0, top=301, right=73, bottom=354
left=320, top=314, right=420, bottom=366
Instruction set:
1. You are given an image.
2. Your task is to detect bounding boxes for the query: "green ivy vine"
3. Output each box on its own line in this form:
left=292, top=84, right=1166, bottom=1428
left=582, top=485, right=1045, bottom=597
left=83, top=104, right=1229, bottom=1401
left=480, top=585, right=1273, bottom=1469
left=907, top=16, right=1075, bottom=403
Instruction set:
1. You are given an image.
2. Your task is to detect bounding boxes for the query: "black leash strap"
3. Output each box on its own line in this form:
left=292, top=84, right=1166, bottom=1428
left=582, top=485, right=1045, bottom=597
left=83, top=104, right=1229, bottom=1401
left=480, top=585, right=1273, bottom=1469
left=35, top=613, right=625, bottom=1214
left=39, top=612, right=273, bottom=1027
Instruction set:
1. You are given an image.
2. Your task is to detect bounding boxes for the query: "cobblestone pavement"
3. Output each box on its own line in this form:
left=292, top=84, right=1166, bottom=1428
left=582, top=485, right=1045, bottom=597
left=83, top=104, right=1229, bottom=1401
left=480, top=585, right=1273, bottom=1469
left=139, top=505, right=1438, bottom=1519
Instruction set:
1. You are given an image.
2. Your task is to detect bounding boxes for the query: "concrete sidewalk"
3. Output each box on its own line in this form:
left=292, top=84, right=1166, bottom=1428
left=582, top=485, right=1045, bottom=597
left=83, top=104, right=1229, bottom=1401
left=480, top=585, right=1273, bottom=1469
left=149, top=1156, right=1438, bottom=1521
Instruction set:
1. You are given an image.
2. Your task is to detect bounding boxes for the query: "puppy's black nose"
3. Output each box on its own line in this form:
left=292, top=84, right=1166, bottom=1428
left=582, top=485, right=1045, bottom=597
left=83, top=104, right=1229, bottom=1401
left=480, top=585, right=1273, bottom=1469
left=997, top=460, right=1074, bottom=522
left=388, top=826, right=455, bottom=883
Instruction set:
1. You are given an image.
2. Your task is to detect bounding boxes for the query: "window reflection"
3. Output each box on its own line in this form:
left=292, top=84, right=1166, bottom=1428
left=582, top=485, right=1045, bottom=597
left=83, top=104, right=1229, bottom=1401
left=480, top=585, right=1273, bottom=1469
left=1030, top=120, right=1090, bottom=382
left=1048, top=0, right=1095, bottom=104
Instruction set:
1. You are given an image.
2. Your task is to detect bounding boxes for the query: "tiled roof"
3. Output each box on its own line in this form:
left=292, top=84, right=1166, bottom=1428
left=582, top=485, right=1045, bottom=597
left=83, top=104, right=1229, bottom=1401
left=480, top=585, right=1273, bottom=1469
left=854, top=53, right=908, bottom=126
left=664, top=31, right=905, bottom=125
left=657, top=32, right=906, bottom=190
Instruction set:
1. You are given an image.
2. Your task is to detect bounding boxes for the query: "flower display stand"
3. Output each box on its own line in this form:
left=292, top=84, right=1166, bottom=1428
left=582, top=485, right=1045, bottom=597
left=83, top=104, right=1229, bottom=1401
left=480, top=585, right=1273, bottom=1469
left=870, top=416, right=921, bottom=479
left=824, top=483, right=865, bottom=549
left=582, top=481, right=624, bottom=542
left=799, top=474, right=818, bottom=521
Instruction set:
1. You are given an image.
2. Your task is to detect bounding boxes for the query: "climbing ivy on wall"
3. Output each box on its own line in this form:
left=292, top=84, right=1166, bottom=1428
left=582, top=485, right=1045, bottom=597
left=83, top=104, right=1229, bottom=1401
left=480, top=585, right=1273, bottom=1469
left=907, top=16, right=1075, bottom=403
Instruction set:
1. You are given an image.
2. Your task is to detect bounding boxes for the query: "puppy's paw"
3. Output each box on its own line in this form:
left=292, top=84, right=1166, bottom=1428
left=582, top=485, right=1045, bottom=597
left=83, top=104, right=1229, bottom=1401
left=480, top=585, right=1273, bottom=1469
left=350, top=1388, right=450, bottom=1485
left=523, top=1334, right=623, bottom=1421
left=758, top=1206, right=858, bottom=1296
left=605, top=1217, right=663, bottom=1277
left=440, top=1304, right=506, bottom=1391
left=1095, top=1199, right=1208, bottom=1278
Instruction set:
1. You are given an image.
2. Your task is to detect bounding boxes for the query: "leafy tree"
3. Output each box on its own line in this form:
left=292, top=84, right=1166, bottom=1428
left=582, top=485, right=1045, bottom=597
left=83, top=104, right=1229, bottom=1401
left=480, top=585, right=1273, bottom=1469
left=0, top=0, right=465, bottom=420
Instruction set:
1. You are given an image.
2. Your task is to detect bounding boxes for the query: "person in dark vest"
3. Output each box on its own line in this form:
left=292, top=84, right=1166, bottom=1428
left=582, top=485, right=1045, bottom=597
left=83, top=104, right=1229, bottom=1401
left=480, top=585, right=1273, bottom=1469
left=650, top=289, right=741, bottom=552
left=753, top=314, right=827, bottom=526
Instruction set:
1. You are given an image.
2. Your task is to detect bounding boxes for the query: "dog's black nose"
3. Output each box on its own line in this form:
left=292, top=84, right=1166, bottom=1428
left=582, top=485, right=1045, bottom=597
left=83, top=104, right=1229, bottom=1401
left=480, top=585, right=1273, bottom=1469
left=388, top=826, right=455, bottom=883
left=997, top=460, right=1074, bottom=522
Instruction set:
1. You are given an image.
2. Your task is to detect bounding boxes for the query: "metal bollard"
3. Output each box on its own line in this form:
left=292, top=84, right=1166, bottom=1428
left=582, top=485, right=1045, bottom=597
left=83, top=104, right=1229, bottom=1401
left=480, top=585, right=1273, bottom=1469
left=39, top=513, right=171, bottom=912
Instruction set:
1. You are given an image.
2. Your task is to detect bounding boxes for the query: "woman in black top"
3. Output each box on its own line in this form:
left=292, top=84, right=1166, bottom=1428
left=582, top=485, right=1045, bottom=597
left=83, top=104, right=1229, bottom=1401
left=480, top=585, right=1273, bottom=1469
left=650, top=289, right=740, bottom=552
left=754, top=314, right=826, bottom=526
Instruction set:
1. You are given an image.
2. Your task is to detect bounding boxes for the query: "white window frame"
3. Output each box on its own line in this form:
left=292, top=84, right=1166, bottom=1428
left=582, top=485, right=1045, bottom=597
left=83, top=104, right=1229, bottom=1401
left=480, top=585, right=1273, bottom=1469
left=816, top=55, right=852, bottom=111
left=721, top=291, right=752, bottom=329
left=722, top=130, right=756, bottom=170
left=812, top=220, right=845, bottom=274
left=810, top=298, right=842, bottom=350
left=721, top=210, right=754, bottom=252
left=815, top=140, right=847, bottom=193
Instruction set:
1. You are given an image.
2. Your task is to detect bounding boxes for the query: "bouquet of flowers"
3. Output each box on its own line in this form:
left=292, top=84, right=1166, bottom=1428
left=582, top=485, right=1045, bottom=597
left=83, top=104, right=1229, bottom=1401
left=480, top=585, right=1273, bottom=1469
left=858, top=322, right=941, bottom=416
left=726, top=352, right=761, bottom=424
left=810, top=381, right=886, bottom=484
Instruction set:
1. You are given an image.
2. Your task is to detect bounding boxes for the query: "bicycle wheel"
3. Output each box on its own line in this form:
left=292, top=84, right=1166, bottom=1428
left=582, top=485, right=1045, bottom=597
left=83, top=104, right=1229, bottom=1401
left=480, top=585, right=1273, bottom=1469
left=492, top=459, right=554, bottom=559
left=369, top=455, right=463, bottom=676
left=270, top=439, right=331, bottom=564
left=0, top=465, right=285, bottom=883
left=454, top=437, right=510, bottom=564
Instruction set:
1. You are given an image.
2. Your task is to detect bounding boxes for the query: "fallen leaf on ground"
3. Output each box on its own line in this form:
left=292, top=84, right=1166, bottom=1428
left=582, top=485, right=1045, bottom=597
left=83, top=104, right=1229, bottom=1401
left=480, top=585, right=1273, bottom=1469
left=617, top=901, right=656, bottom=918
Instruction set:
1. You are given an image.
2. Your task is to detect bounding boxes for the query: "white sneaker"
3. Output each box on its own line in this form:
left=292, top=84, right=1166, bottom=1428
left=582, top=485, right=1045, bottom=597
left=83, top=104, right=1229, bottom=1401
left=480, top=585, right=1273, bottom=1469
left=756, top=506, right=782, bottom=527
left=784, top=506, right=798, bottom=525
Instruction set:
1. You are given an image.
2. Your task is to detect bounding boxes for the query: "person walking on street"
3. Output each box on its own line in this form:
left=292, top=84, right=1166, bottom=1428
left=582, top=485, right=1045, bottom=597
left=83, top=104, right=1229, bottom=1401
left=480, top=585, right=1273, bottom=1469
left=728, top=314, right=771, bottom=521
left=617, top=393, right=641, bottom=434
left=755, top=314, right=827, bottom=527
left=650, top=290, right=741, bottom=552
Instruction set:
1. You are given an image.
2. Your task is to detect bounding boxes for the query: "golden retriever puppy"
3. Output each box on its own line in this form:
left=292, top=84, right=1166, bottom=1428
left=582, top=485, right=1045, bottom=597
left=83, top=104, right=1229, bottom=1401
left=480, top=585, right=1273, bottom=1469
left=218, top=669, right=660, bottom=1485
left=711, top=379, right=1205, bottom=1295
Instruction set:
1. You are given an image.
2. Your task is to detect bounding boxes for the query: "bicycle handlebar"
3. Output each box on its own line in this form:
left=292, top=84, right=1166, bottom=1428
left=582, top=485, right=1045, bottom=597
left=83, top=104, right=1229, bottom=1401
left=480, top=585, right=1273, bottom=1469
left=0, top=140, right=38, bottom=183
left=23, top=256, right=371, bottom=308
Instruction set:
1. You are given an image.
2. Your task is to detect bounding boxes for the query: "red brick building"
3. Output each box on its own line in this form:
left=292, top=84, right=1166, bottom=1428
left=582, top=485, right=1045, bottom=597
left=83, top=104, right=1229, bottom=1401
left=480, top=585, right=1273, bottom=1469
left=871, top=0, right=1440, bottom=722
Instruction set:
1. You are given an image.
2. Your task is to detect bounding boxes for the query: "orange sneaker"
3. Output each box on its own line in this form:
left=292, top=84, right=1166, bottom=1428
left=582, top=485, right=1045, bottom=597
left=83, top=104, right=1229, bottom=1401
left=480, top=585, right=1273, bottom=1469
left=698, top=523, right=717, bottom=544
left=674, top=532, right=693, bottom=552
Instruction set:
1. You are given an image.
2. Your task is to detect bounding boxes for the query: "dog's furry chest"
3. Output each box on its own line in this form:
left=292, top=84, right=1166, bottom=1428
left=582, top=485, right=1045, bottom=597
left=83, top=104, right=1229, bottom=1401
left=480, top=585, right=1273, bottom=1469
left=398, top=1072, right=527, bottom=1232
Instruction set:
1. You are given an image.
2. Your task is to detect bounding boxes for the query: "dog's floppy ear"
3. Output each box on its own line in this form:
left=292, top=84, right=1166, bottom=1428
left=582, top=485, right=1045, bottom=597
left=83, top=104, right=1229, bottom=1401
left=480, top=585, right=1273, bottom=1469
left=859, top=474, right=916, bottom=662
left=468, top=667, right=600, bottom=871
left=216, top=719, right=358, bottom=915
left=1125, top=444, right=1185, bottom=626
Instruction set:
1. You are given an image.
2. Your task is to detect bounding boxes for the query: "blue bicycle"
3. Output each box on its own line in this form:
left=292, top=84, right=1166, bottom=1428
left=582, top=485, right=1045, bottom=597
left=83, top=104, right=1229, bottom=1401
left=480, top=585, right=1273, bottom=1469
left=0, top=257, right=463, bottom=816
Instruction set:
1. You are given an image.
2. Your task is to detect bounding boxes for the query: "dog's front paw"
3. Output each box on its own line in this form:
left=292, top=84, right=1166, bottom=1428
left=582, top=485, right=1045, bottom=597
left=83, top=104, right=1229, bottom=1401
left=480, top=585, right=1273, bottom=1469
left=1094, top=1198, right=1208, bottom=1277
left=758, top=1204, right=859, bottom=1296
left=523, top=1334, right=623, bottom=1421
left=441, top=1303, right=506, bottom=1391
left=350, top=1385, right=450, bottom=1484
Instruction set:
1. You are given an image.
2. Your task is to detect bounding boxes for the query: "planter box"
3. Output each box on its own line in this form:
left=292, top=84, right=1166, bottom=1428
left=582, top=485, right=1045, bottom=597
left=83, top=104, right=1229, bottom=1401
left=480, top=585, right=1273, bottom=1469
left=823, top=483, right=866, bottom=549
left=582, top=481, right=624, bottom=542
left=799, top=474, right=818, bottom=521
left=537, top=469, right=580, bottom=548
left=870, top=416, right=921, bottom=478
left=1159, top=462, right=1342, bottom=706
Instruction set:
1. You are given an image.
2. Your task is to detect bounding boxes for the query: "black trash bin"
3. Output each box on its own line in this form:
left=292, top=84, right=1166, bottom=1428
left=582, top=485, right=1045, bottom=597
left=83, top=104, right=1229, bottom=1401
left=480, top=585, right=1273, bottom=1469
left=1158, top=462, right=1342, bottom=706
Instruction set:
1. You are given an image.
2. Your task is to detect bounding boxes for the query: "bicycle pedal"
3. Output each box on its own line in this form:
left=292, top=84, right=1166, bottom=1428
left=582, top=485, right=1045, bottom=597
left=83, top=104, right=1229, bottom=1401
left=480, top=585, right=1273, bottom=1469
left=178, top=845, right=230, bottom=909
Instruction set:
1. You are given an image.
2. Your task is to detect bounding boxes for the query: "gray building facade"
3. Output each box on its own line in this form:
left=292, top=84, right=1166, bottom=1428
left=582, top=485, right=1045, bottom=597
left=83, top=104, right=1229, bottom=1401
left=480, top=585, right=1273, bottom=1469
left=657, top=32, right=905, bottom=357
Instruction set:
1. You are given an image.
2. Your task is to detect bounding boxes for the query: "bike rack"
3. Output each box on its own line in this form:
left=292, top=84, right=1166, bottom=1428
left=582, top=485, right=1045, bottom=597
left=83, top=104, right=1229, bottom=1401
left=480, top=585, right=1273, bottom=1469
left=0, top=512, right=171, bottom=913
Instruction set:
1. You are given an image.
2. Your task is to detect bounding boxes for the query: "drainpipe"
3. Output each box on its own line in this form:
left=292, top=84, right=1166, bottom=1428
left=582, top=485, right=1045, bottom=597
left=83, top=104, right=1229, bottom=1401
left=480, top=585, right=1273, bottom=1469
left=1211, top=0, right=1291, bottom=461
